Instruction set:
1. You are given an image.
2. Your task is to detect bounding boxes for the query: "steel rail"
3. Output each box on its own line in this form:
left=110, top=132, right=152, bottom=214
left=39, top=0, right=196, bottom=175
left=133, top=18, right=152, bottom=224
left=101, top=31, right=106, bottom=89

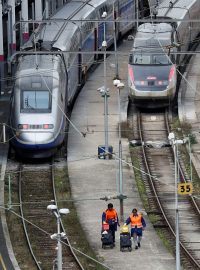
left=137, top=110, right=200, bottom=269
left=18, top=163, right=42, bottom=270
left=51, top=159, right=84, bottom=270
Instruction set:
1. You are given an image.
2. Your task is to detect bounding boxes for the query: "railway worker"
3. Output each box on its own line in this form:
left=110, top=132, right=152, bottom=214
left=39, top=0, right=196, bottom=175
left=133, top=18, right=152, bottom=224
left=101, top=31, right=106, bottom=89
left=102, top=203, right=119, bottom=244
left=124, top=208, right=146, bottom=249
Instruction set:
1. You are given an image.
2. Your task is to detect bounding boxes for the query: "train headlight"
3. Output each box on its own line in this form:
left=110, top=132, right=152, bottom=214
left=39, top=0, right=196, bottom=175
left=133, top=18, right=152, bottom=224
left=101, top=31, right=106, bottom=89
left=128, top=64, right=134, bottom=86
left=43, top=124, right=54, bottom=129
left=168, top=64, right=176, bottom=88
left=18, top=124, right=54, bottom=130
left=169, top=65, right=176, bottom=82
left=18, top=124, right=29, bottom=129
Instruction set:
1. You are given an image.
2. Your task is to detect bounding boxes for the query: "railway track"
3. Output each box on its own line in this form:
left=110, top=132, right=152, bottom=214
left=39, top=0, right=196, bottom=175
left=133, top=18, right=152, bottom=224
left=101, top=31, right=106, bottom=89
left=18, top=160, right=84, bottom=270
left=128, top=104, right=200, bottom=270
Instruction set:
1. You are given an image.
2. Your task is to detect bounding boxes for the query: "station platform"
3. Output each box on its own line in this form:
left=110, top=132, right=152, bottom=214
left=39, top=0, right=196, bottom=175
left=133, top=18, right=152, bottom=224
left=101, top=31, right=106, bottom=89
left=178, top=46, right=200, bottom=178
left=67, top=39, right=176, bottom=269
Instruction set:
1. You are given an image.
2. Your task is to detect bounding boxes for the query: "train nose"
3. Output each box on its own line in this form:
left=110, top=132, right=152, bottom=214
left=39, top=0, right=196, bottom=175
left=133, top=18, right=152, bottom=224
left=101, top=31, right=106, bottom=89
left=19, top=132, right=54, bottom=144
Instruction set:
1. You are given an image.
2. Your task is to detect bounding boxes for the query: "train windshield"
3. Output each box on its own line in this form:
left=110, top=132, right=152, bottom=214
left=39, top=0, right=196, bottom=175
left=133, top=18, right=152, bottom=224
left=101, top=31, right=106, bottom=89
left=131, top=52, right=171, bottom=65
left=21, top=90, right=51, bottom=113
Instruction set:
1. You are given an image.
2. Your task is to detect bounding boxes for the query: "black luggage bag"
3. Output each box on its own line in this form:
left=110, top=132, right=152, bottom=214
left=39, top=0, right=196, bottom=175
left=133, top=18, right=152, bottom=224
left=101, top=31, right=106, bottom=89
left=120, top=232, right=132, bottom=251
left=101, top=230, right=114, bottom=249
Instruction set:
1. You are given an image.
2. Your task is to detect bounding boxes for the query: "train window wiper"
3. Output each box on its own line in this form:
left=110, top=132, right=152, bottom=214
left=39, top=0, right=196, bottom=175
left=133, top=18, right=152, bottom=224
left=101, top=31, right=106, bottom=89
left=24, top=97, right=35, bottom=110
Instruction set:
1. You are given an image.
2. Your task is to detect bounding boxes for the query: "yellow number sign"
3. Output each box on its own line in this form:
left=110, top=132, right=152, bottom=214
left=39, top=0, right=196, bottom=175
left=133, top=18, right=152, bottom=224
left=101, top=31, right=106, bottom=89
left=178, top=183, right=193, bottom=195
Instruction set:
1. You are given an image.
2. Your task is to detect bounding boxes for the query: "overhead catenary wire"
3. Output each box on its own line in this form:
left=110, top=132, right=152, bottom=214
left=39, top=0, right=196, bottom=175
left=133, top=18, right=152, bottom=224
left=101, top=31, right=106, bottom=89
left=14, top=18, right=200, bottom=25
left=1, top=0, right=199, bottom=209
left=1, top=193, right=200, bottom=207
left=2, top=65, right=200, bottom=188
left=0, top=205, right=113, bottom=270
left=1, top=64, right=200, bottom=186
left=0, top=2, right=199, bottom=268
left=134, top=1, right=200, bottom=102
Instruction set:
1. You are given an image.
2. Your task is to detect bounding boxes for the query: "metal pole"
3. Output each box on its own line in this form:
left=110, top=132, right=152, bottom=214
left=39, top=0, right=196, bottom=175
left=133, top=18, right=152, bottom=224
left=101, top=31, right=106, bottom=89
left=57, top=0, right=63, bottom=8
left=52, top=0, right=56, bottom=14
left=8, top=174, right=12, bottom=209
left=104, top=90, right=109, bottom=160
left=7, top=6, right=13, bottom=74
left=0, top=0, right=3, bottom=97
left=57, top=214, right=62, bottom=270
left=35, top=0, right=43, bottom=21
left=21, top=0, right=29, bottom=43
left=19, top=11, right=23, bottom=48
left=174, top=140, right=180, bottom=270
left=45, top=0, right=50, bottom=18
left=118, top=88, right=123, bottom=222
left=31, top=2, right=35, bottom=33
left=103, top=20, right=109, bottom=160
left=3, top=123, right=6, bottom=143
left=112, top=2, right=119, bottom=79
left=136, top=0, right=139, bottom=30
left=9, top=7, right=13, bottom=57
left=118, top=88, right=121, bottom=143
left=188, top=136, right=192, bottom=182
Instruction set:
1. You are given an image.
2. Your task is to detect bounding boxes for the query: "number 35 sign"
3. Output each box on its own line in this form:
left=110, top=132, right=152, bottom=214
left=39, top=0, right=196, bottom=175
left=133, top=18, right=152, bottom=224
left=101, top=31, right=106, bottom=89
left=178, top=183, right=193, bottom=195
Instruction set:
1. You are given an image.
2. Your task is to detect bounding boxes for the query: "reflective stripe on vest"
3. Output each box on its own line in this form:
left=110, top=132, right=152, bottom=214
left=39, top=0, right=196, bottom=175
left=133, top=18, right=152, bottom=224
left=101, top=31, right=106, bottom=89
left=130, top=214, right=142, bottom=228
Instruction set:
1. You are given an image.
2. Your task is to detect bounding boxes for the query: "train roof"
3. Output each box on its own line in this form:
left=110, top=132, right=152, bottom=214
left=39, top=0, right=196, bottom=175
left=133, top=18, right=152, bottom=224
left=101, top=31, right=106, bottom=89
left=59, top=0, right=109, bottom=26
left=133, top=38, right=171, bottom=52
left=53, top=0, right=110, bottom=50
left=22, top=1, right=80, bottom=51
left=81, top=0, right=109, bottom=9
left=17, top=54, right=60, bottom=74
left=156, top=0, right=198, bottom=21
left=23, top=0, right=109, bottom=52
left=69, top=4, right=96, bottom=26
left=137, top=23, right=172, bottom=33
left=133, top=23, right=173, bottom=49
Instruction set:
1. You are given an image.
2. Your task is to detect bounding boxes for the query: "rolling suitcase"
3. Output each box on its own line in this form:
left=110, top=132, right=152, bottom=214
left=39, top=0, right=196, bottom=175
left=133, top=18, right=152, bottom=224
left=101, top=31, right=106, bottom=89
left=101, top=223, right=114, bottom=249
left=120, top=225, right=132, bottom=251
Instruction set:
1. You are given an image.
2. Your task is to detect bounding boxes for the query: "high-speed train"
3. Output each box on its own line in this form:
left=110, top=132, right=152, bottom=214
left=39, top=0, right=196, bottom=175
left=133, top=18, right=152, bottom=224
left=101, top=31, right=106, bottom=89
left=128, top=0, right=200, bottom=107
left=9, top=0, right=136, bottom=158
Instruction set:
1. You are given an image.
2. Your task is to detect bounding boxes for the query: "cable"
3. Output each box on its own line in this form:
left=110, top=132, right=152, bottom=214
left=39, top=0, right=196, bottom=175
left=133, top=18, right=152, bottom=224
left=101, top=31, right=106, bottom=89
left=1, top=47, right=200, bottom=83
left=1, top=191, right=199, bottom=210
left=0, top=2, right=199, bottom=269
left=144, top=0, right=200, bottom=102
left=0, top=206, right=113, bottom=270
left=1, top=67, right=200, bottom=188
left=1, top=0, right=199, bottom=205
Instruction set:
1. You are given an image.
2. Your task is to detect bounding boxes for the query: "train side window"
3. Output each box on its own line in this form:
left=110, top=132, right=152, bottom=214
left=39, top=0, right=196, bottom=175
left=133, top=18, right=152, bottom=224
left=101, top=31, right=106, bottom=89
left=68, top=32, right=80, bottom=64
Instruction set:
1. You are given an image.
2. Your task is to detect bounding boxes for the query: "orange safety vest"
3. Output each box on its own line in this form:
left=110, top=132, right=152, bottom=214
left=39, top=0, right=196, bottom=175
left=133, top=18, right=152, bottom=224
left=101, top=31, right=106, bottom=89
left=129, top=214, right=142, bottom=228
left=104, top=209, right=118, bottom=222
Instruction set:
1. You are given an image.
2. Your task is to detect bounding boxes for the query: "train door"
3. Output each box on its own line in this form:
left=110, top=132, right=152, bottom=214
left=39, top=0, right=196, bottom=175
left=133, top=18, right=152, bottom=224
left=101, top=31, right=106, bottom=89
left=66, top=29, right=81, bottom=106
left=59, top=54, right=68, bottom=112
left=80, top=18, right=96, bottom=71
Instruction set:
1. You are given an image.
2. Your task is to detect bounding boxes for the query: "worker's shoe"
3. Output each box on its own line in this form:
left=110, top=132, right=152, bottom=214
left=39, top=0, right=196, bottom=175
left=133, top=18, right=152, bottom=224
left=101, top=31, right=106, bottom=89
left=135, top=246, right=138, bottom=250
left=138, top=242, right=141, bottom=248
